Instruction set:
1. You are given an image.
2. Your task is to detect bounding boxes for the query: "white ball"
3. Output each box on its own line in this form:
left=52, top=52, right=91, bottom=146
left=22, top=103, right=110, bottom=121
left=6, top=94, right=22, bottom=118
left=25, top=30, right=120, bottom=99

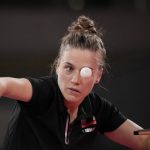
left=80, top=67, right=92, bottom=78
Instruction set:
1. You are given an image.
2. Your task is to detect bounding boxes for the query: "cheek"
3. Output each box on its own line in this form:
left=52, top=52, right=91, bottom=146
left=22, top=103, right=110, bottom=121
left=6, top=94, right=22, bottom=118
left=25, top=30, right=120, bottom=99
left=83, top=79, right=95, bottom=93
left=58, top=69, right=68, bottom=80
left=57, top=69, right=70, bottom=87
left=57, top=67, right=63, bottom=78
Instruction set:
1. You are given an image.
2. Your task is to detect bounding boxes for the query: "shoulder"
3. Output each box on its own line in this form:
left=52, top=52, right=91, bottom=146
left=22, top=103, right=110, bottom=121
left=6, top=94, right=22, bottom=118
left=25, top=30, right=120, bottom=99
left=82, top=92, right=110, bottom=116
left=87, top=92, right=127, bottom=132
left=27, top=75, right=57, bottom=86
left=88, top=92, right=110, bottom=110
left=88, top=92, right=124, bottom=117
left=27, top=75, right=58, bottom=93
left=19, top=75, right=60, bottom=115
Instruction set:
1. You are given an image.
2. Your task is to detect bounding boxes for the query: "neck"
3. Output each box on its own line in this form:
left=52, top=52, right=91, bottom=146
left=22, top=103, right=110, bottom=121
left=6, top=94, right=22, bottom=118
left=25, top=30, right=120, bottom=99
left=64, top=100, right=80, bottom=123
left=67, top=107, right=78, bottom=123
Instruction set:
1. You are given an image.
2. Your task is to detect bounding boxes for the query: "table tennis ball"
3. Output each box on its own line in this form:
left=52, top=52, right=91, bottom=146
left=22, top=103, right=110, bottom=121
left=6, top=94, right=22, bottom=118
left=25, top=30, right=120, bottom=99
left=80, top=67, right=92, bottom=78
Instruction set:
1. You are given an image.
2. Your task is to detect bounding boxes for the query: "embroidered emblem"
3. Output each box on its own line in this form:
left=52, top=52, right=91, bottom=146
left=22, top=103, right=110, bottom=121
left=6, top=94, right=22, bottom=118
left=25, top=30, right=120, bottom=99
left=81, top=115, right=97, bottom=133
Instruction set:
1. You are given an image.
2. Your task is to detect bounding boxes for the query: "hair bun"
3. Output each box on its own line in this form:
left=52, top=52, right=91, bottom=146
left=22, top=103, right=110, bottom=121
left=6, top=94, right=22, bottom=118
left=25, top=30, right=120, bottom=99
left=68, top=15, right=97, bottom=34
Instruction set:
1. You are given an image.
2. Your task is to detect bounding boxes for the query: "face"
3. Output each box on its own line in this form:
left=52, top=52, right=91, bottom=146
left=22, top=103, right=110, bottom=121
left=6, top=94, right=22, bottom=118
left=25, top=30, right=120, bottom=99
left=56, top=48, right=103, bottom=107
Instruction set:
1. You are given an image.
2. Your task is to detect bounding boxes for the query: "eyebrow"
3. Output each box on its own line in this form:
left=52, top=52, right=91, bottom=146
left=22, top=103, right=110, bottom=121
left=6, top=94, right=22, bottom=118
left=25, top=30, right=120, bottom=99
left=62, top=62, right=94, bottom=70
left=62, top=62, right=73, bottom=66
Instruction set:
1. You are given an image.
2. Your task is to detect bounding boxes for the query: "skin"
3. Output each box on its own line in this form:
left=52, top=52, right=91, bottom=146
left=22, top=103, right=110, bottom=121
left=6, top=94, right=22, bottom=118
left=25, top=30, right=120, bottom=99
left=0, top=48, right=150, bottom=149
left=56, top=48, right=102, bottom=108
left=56, top=48, right=150, bottom=149
left=56, top=48, right=103, bottom=122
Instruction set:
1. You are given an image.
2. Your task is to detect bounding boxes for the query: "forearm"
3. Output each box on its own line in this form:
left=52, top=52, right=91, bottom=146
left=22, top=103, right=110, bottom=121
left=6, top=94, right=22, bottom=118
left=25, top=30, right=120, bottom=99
left=0, top=77, right=32, bottom=101
left=140, top=135, right=150, bottom=150
left=0, top=77, right=8, bottom=97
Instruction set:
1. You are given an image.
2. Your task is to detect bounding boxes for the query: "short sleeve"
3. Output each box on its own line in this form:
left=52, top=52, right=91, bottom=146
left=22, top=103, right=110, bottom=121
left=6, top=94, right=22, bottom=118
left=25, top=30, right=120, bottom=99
left=90, top=93, right=127, bottom=133
left=18, top=76, right=56, bottom=116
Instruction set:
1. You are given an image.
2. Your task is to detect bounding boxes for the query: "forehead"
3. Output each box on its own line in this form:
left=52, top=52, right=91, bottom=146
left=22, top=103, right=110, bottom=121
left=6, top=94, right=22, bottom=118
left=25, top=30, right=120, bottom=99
left=60, top=48, right=100, bottom=67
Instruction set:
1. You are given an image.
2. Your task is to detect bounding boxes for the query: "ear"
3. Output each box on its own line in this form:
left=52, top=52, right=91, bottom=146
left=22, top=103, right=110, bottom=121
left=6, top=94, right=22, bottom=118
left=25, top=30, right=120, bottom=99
left=95, top=68, right=103, bottom=84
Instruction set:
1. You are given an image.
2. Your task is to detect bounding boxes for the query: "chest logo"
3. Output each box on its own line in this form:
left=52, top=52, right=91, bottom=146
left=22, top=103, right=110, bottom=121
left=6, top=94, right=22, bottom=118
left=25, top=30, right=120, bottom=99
left=81, top=115, right=97, bottom=133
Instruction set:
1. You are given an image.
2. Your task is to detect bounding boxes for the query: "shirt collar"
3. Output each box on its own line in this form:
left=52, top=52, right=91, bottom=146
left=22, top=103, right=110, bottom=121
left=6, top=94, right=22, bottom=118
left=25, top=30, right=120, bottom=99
left=53, top=74, right=93, bottom=117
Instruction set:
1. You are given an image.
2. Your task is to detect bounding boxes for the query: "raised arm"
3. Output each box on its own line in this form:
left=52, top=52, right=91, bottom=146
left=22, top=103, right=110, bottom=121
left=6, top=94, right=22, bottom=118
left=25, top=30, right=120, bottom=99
left=105, top=119, right=150, bottom=150
left=0, top=77, right=32, bottom=102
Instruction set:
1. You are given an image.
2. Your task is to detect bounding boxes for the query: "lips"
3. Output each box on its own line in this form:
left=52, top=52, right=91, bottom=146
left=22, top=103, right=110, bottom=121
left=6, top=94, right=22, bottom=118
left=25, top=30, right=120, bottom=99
left=67, top=87, right=81, bottom=95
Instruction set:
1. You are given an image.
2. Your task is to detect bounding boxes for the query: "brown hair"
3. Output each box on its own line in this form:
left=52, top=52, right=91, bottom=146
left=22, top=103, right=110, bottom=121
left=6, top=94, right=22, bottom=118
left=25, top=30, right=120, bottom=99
left=51, top=15, right=107, bottom=73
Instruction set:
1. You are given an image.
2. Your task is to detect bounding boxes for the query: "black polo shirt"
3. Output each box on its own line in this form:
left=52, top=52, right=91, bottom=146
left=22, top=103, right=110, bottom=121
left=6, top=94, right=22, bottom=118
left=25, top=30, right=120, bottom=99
left=10, top=75, right=127, bottom=150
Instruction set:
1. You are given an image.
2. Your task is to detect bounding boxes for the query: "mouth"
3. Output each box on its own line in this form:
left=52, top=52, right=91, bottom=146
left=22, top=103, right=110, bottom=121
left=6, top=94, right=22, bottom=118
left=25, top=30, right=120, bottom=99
left=67, top=87, right=81, bottom=95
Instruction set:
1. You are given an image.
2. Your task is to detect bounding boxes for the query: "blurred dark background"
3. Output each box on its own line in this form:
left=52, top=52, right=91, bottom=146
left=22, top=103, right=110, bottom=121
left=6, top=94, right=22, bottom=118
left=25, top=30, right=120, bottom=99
left=0, top=0, right=150, bottom=149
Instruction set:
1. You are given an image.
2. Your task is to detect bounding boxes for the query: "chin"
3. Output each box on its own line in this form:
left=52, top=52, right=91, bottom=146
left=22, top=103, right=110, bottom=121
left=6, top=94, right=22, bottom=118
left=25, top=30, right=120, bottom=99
left=64, top=95, right=82, bottom=104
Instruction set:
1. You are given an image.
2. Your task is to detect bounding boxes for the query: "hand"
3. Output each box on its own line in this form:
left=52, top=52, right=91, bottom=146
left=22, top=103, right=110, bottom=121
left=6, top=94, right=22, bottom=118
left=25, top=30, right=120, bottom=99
left=0, top=79, right=6, bottom=98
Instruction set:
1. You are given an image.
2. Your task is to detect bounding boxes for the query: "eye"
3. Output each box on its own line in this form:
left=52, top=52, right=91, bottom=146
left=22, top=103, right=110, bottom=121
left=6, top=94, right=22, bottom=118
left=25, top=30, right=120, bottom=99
left=64, top=65, right=74, bottom=73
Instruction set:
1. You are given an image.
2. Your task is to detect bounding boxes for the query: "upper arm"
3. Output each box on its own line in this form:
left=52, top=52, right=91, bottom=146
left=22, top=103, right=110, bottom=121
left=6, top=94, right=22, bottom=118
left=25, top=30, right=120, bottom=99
left=3, top=77, right=32, bottom=102
left=104, top=119, right=148, bottom=150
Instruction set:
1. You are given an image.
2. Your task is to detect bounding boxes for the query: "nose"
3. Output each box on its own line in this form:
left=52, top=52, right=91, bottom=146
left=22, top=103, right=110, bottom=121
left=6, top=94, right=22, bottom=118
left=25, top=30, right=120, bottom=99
left=71, top=71, right=81, bottom=85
